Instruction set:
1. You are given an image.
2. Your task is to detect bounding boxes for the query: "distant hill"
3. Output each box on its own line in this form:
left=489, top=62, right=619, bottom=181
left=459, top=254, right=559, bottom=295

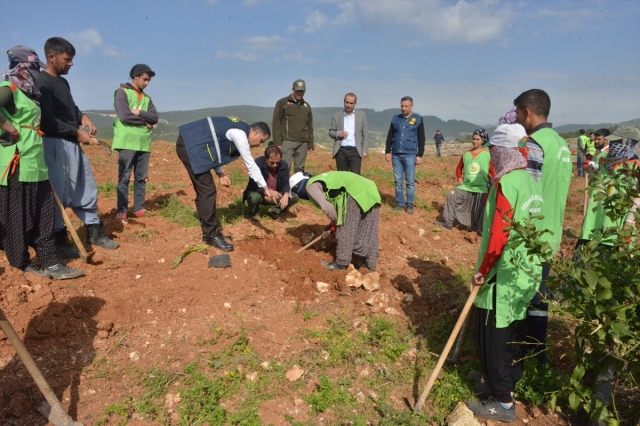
left=86, top=107, right=639, bottom=147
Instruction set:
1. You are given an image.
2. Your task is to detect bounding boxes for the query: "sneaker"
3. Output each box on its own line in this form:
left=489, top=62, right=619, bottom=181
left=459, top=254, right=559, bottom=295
left=435, top=220, right=453, bottom=230
left=466, top=397, right=516, bottom=423
left=24, top=263, right=50, bottom=278
left=115, top=211, right=128, bottom=222
left=45, top=264, right=84, bottom=280
left=406, top=205, right=414, bottom=215
left=393, top=205, right=405, bottom=211
left=133, top=209, right=147, bottom=218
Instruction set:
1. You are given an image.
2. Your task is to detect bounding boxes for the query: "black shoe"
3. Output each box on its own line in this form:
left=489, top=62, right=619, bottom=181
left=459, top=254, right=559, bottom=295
left=203, top=231, right=234, bottom=252
left=45, top=264, right=84, bottom=280
left=353, top=259, right=375, bottom=272
left=249, top=213, right=261, bottom=222
left=435, top=220, right=452, bottom=230
left=24, top=263, right=51, bottom=278
left=54, top=228, right=80, bottom=259
left=466, top=397, right=516, bottom=423
left=406, top=205, right=414, bottom=215
left=85, top=222, right=119, bottom=250
left=321, top=259, right=346, bottom=271
left=268, top=211, right=285, bottom=222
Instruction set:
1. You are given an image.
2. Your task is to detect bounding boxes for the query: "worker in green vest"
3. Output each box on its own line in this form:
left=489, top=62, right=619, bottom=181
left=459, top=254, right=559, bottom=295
left=584, top=130, right=597, bottom=159
left=513, top=89, right=573, bottom=366
left=112, top=64, right=159, bottom=222
left=465, top=123, right=544, bottom=423
left=576, top=129, right=589, bottom=177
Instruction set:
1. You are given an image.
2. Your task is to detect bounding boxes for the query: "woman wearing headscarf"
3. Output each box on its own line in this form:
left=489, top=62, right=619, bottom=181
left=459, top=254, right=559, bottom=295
left=465, top=124, right=544, bottom=423
left=0, top=46, right=82, bottom=279
left=295, top=171, right=380, bottom=272
left=436, top=129, right=494, bottom=233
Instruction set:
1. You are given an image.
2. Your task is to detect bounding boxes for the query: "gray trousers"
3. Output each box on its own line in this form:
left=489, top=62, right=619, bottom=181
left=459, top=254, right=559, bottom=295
left=281, top=140, right=309, bottom=173
left=43, top=137, right=100, bottom=231
left=116, top=149, right=150, bottom=213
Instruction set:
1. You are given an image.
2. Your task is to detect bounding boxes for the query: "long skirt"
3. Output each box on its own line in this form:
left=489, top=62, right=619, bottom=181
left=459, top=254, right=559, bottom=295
left=0, top=165, right=58, bottom=270
left=442, top=188, right=485, bottom=232
left=335, top=195, right=379, bottom=269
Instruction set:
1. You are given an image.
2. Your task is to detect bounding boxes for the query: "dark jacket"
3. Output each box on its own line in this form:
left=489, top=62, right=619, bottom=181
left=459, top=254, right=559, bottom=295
left=242, top=156, right=291, bottom=200
left=272, top=94, right=314, bottom=148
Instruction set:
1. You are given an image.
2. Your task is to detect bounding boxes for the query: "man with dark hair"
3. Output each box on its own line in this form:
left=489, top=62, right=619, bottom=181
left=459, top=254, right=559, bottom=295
left=243, top=145, right=298, bottom=222
left=513, top=88, right=572, bottom=366
left=576, top=129, right=588, bottom=177
left=37, top=37, right=119, bottom=256
left=433, top=129, right=445, bottom=157
left=272, top=79, right=314, bottom=173
left=176, top=117, right=275, bottom=251
left=385, top=96, right=425, bottom=215
left=329, top=93, right=369, bottom=174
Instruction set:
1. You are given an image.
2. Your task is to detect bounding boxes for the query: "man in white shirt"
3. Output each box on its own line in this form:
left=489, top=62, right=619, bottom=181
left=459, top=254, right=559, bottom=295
left=329, top=93, right=369, bottom=174
left=176, top=117, right=276, bottom=251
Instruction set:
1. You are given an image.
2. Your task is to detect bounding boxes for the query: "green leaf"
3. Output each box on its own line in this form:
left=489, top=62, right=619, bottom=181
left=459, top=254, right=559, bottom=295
left=572, top=365, right=586, bottom=381
left=584, top=270, right=599, bottom=290
left=569, top=392, right=580, bottom=410
left=598, top=277, right=612, bottom=290
left=596, top=288, right=613, bottom=301
left=171, top=244, right=209, bottom=269
left=606, top=418, right=619, bottom=426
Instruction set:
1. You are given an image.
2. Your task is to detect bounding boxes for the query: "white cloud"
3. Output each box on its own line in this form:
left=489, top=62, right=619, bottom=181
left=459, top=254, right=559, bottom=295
left=217, top=35, right=292, bottom=62
left=65, top=28, right=122, bottom=57
left=286, top=25, right=301, bottom=33
left=216, top=50, right=261, bottom=62
left=304, top=10, right=328, bottom=33
left=66, top=28, right=103, bottom=55
left=328, top=0, right=513, bottom=44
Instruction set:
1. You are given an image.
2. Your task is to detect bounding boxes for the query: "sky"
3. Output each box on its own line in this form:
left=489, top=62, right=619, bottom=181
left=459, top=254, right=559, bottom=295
left=1, top=0, right=639, bottom=126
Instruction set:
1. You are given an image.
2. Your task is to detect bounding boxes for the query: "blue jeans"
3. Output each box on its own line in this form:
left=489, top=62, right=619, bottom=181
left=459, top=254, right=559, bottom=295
left=392, top=153, right=416, bottom=207
left=436, top=143, right=442, bottom=157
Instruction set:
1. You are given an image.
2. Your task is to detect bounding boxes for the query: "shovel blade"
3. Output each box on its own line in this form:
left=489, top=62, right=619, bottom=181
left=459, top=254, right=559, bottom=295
left=38, top=401, right=85, bottom=426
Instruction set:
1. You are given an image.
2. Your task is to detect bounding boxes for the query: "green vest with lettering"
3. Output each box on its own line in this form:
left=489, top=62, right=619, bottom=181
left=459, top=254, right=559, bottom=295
left=530, top=127, right=573, bottom=254
left=112, top=87, right=152, bottom=152
left=0, top=82, right=48, bottom=185
left=474, top=170, right=544, bottom=328
left=579, top=147, right=610, bottom=240
left=458, top=148, right=491, bottom=193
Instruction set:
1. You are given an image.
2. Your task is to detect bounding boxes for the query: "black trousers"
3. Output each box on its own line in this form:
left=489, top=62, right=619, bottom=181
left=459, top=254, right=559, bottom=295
left=176, top=136, right=218, bottom=238
left=525, top=264, right=550, bottom=365
left=335, top=146, right=362, bottom=174
left=475, top=283, right=526, bottom=404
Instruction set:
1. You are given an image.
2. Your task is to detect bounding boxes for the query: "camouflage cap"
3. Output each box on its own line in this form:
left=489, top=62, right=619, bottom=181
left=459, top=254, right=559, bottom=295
left=606, top=126, right=640, bottom=142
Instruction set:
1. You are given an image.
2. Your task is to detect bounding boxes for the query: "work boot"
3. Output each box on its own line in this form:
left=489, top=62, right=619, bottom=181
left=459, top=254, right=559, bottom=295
left=321, top=259, right=347, bottom=271
left=54, top=228, right=81, bottom=259
left=203, top=229, right=234, bottom=252
left=85, top=222, right=119, bottom=249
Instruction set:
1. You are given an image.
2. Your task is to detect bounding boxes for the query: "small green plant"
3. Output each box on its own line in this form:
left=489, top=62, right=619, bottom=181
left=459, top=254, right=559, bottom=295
left=97, top=181, right=117, bottom=196
left=303, top=375, right=354, bottom=414
left=302, top=309, right=319, bottom=321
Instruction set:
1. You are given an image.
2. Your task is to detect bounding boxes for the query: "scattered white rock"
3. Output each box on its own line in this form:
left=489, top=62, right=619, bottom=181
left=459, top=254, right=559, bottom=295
left=384, top=307, right=399, bottom=316
left=418, top=228, right=425, bottom=236
left=158, top=258, right=165, bottom=264
left=316, top=282, right=330, bottom=293
left=294, top=397, right=304, bottom=407
left=446, top=402, right=482, bottom=426
left=355, top=391, right=365, bottom=403
left=432, top=235, right=441, bottom=241
left=135, top=274, right=142, bottom=280
left=260, top=361, right=270, bottom=370
left=285, top=365, right=304, bottom=382
left=165, top=393, right=175, bottom=409
left=362, top=272, right=380, bottom=292
left=345, top=268, right=363, bottom=288
left=522, top=419, right=529, bottom=424
left=245, top=372, right=258, bottom=382
left=366, top=293, right=389, bottom=310
left=129, top=351, right=140, bottom=361
left=400, top=237, right=406, bottom=244
left=224, top=302, right=231, bottom=309
left=319, top=350, right=330, bottom=362
left=403, top=293, right=414, bottom=303
left=441, top=256, right=450, bottom=266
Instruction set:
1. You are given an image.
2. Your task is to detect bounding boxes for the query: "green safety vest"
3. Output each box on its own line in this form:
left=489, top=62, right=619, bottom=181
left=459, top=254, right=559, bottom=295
left=578, top=135, right=590, bottom=154
left=457, top=148, right=491, bottom=193
left=112, top=87, right=152, bottom=152
left=584, top=137, right=596, bottom=156
left=474, top=170, right=544, bottom=328
left=307, top=171, right=381, bottom=226
left=579, top=147, right=609, bottom=240
left=0, top=81, right=48, bottom=185
left=531, top=127, right=573, bottom=254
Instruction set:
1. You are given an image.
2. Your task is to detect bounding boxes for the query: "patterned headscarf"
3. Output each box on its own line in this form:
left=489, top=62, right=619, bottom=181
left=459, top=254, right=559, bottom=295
left=473, top=129, right=489, bottom=145
left=498, top=107, right=518, bottom=125
left=490, top=145, right=528, bottom=184
left=1, top=62, right=41, bottom=99
left=605, top=139, right=639, bottom=168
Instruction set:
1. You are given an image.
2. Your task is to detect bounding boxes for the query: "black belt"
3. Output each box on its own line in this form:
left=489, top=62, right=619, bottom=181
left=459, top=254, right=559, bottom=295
left=340, top=146, right=357, bottom=150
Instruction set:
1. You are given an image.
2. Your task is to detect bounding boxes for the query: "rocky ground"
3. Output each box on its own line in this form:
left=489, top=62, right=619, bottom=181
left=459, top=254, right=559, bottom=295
left=0, top=141, right=599, bottom=425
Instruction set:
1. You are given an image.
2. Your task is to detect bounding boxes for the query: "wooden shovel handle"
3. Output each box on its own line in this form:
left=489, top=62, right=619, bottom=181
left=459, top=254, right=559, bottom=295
left=50, top=185, right=90, bottom=262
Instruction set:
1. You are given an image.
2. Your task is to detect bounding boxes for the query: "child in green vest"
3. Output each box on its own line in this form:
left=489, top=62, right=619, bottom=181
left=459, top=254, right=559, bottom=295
left=113, top=64, right=158, bottom=222
left=466, top=124, right=544, bottom=423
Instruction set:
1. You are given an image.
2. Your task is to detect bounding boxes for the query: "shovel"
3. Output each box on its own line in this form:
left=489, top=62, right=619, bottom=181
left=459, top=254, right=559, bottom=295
left=0, top=307, right=85, bottom=426
left=411, top=285, right=479, bottom=413
left=51, top=185, right=93, bottom=263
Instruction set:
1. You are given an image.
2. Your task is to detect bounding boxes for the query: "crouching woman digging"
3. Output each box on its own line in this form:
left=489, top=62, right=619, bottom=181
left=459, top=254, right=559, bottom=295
left=301, top=171, right=380, bottom=272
